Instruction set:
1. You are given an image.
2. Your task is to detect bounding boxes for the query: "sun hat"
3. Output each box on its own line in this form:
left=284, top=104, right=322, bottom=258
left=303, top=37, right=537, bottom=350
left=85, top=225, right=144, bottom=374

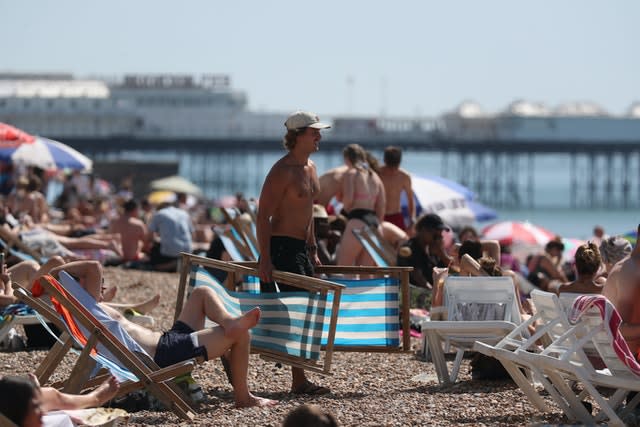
left=284, top=111, right=331, bottom=131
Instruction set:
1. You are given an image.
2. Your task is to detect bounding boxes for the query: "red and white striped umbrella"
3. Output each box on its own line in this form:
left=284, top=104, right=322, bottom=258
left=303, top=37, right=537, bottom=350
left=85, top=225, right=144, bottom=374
left=0, top=122, right=92, bottom=171
left=481, top=221, right=556, bottom=246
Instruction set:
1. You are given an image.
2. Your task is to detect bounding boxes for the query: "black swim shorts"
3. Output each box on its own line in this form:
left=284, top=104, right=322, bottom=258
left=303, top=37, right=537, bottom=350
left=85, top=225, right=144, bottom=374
left=261, top=235, right=314, bottom=293
left=153, top=320, right=208, bottom=368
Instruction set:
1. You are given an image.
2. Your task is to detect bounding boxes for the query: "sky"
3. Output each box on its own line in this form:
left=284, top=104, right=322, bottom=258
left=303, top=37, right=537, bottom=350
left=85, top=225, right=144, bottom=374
left=1, top=1, right=638, bottom=118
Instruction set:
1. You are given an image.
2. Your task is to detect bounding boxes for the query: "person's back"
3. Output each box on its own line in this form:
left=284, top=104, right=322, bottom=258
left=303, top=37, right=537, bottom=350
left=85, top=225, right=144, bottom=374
left=109, top=199, right=148, bottom=262
left=316, top=165, right=348, bottom=208
left=379, top=146, right=414, bottom=231
left=148, top=204, right=193, bottom=257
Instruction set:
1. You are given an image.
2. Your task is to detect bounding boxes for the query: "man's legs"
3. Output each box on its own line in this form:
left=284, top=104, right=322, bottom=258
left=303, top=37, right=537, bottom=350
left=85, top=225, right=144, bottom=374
left=176, top=287, right=275, bottom=407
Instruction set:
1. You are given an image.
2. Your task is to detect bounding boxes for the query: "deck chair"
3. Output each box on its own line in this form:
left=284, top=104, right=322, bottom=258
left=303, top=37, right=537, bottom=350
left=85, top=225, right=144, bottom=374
left=221, top=208, right=259, bottom=260
left=420, top=276, right=521, bottom=384
left=517, top=293, right=640, bottom=426
left=176, top=253, right=344, bottom=375
left=0, top=303, right=41, bottom=347
left=472, top=290, right=590, bottom=419
left=315, top=265, right=413, bottom=352
left=20, top=272, right=200, bottom=420
left=352, top=227, right=397, bottom=267
left=213, top=225, right=253, bottom=262
left=208, top=261, right=415, bottom=353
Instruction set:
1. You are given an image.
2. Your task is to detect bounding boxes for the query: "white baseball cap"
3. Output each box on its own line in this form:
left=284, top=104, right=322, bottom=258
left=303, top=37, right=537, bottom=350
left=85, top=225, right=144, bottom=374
left=284, top=111, right=331, bottom=131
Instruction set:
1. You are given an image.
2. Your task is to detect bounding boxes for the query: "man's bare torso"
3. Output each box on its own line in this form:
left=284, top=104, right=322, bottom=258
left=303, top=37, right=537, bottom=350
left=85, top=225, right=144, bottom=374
left=379, top=166, right=409, bottom=214
left=110, top=216, right=146, bottom=261
left=270, top=156, right=318, bottom=240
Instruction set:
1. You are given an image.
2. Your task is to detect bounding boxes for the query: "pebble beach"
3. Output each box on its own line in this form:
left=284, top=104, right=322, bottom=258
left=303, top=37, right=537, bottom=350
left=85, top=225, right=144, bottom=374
left=0, top=267, right=575, bottom=426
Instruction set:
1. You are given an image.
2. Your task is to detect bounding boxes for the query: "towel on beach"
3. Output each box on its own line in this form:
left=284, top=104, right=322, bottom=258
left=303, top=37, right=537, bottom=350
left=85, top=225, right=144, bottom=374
left=569, top=294, right=640, bottom=377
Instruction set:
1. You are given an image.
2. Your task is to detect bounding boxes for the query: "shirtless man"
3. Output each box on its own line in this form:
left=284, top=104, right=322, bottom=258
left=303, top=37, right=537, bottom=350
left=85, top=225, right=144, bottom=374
left=378, top=146, right=415, bottom=232
left=47, top=260, right=277, bottom=408
left=603, top=225, right=640, bottom=356
left=257, top=110, right=331, bottom=395
left=316, top=165, right=348, bottom=208
left=108, top=199, right=149, bottom=262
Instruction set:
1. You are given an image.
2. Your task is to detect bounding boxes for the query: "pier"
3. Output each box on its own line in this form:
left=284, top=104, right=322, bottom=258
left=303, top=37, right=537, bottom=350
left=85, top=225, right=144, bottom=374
left=66, top=134, right=640, bottom=209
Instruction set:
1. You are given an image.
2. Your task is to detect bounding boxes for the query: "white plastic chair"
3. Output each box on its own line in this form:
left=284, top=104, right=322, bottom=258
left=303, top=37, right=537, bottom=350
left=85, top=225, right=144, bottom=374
left=420, top=276, right=521, bottom=384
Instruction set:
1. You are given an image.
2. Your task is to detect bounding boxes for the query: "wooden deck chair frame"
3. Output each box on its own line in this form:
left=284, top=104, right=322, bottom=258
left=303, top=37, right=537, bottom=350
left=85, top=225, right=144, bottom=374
left=211, top=261, right=414, bottom=353
left=175, top=253, right=345, bottom=375
left=19, top=276, right=200, bottom=421
left=421, top=275, right=521, bottom=384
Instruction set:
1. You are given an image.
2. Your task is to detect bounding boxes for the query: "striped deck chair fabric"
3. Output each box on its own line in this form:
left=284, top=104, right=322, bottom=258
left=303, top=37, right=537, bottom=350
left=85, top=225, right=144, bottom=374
left=186, top=261, right=343, bottom=374
left=190, top=267, right=325, bottom=361
left=322, top=277, right=401, bottom=349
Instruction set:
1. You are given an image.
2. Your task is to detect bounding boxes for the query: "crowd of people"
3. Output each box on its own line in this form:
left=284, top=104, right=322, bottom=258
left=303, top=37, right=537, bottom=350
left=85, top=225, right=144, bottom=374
left=2, top=109, right=640, bottom=425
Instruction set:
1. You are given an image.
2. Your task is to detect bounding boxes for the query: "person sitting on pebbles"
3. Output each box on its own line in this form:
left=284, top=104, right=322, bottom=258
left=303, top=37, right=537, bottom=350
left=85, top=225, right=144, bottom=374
left=45, top=260, right=278, bottom=408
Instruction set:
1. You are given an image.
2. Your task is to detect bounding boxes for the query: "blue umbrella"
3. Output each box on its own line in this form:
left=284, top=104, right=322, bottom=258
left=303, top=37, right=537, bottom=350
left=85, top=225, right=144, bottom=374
left=401, top=174, right=497, bottom=229
left=0, top=123, right=92, bottom=171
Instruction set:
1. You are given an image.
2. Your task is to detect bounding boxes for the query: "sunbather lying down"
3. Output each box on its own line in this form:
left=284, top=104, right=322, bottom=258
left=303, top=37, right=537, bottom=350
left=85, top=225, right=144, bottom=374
left=1, top=258, right=160, bottom=326
left=0, top=374, right=120, bottom=427
left=48, top=260, right=278, bottom=409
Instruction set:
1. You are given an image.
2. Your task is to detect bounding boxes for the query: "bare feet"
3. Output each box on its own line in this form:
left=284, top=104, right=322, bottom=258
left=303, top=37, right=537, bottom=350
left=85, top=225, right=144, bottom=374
left=90, top=375, right=120, bottom=406
left=235, top=393, right=278, bottom=408
left=223, top=307, right=261, bottom=340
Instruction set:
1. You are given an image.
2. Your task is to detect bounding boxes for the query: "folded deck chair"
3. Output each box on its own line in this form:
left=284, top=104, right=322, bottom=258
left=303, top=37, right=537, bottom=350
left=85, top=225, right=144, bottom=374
left=517, top=293, right=640, bottom=426
left=420, top=276, right=521, bottom=384
left=200, top=261, right=415, bottom=353
left=24, top=272, right=200, bottom=420
left=315, top=265, right=413, bottom=352
left=176, top=253, right=344, bottom=375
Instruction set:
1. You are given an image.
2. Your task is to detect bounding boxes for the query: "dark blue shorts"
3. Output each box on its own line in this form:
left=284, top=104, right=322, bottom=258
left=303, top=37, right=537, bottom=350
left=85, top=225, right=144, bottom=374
left=153, top=321, right=208, bottom=368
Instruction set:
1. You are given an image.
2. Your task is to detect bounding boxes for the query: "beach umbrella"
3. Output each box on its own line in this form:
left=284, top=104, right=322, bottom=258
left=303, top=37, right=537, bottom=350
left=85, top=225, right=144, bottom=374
left=150, top=175, right=203, bottom=197
left=481, top=221, right=556, bottom=246
left=401, top=174, right=498, bottom=229
left=481, top=220, right=557, bottom=263
left=623, top=229, right=637, bottom=245
left=0, top=123, right=93, bottom=171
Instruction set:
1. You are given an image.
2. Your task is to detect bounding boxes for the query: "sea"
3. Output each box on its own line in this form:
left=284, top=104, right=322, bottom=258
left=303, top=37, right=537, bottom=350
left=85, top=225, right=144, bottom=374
left=91, top=148, right=639, bottom=241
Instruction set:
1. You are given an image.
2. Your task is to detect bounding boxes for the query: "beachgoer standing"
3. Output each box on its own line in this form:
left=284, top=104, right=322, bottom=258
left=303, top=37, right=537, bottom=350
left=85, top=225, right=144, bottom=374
left=257, top=110, right=331, bottom=395
left=379, top=146, right=415, bottom=232
left=335, top=144, right=386, bottom=267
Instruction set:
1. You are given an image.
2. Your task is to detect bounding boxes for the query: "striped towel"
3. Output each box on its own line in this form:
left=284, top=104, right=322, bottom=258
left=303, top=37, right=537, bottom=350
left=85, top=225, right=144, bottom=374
left=569, top=294, right=640, bottom=377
